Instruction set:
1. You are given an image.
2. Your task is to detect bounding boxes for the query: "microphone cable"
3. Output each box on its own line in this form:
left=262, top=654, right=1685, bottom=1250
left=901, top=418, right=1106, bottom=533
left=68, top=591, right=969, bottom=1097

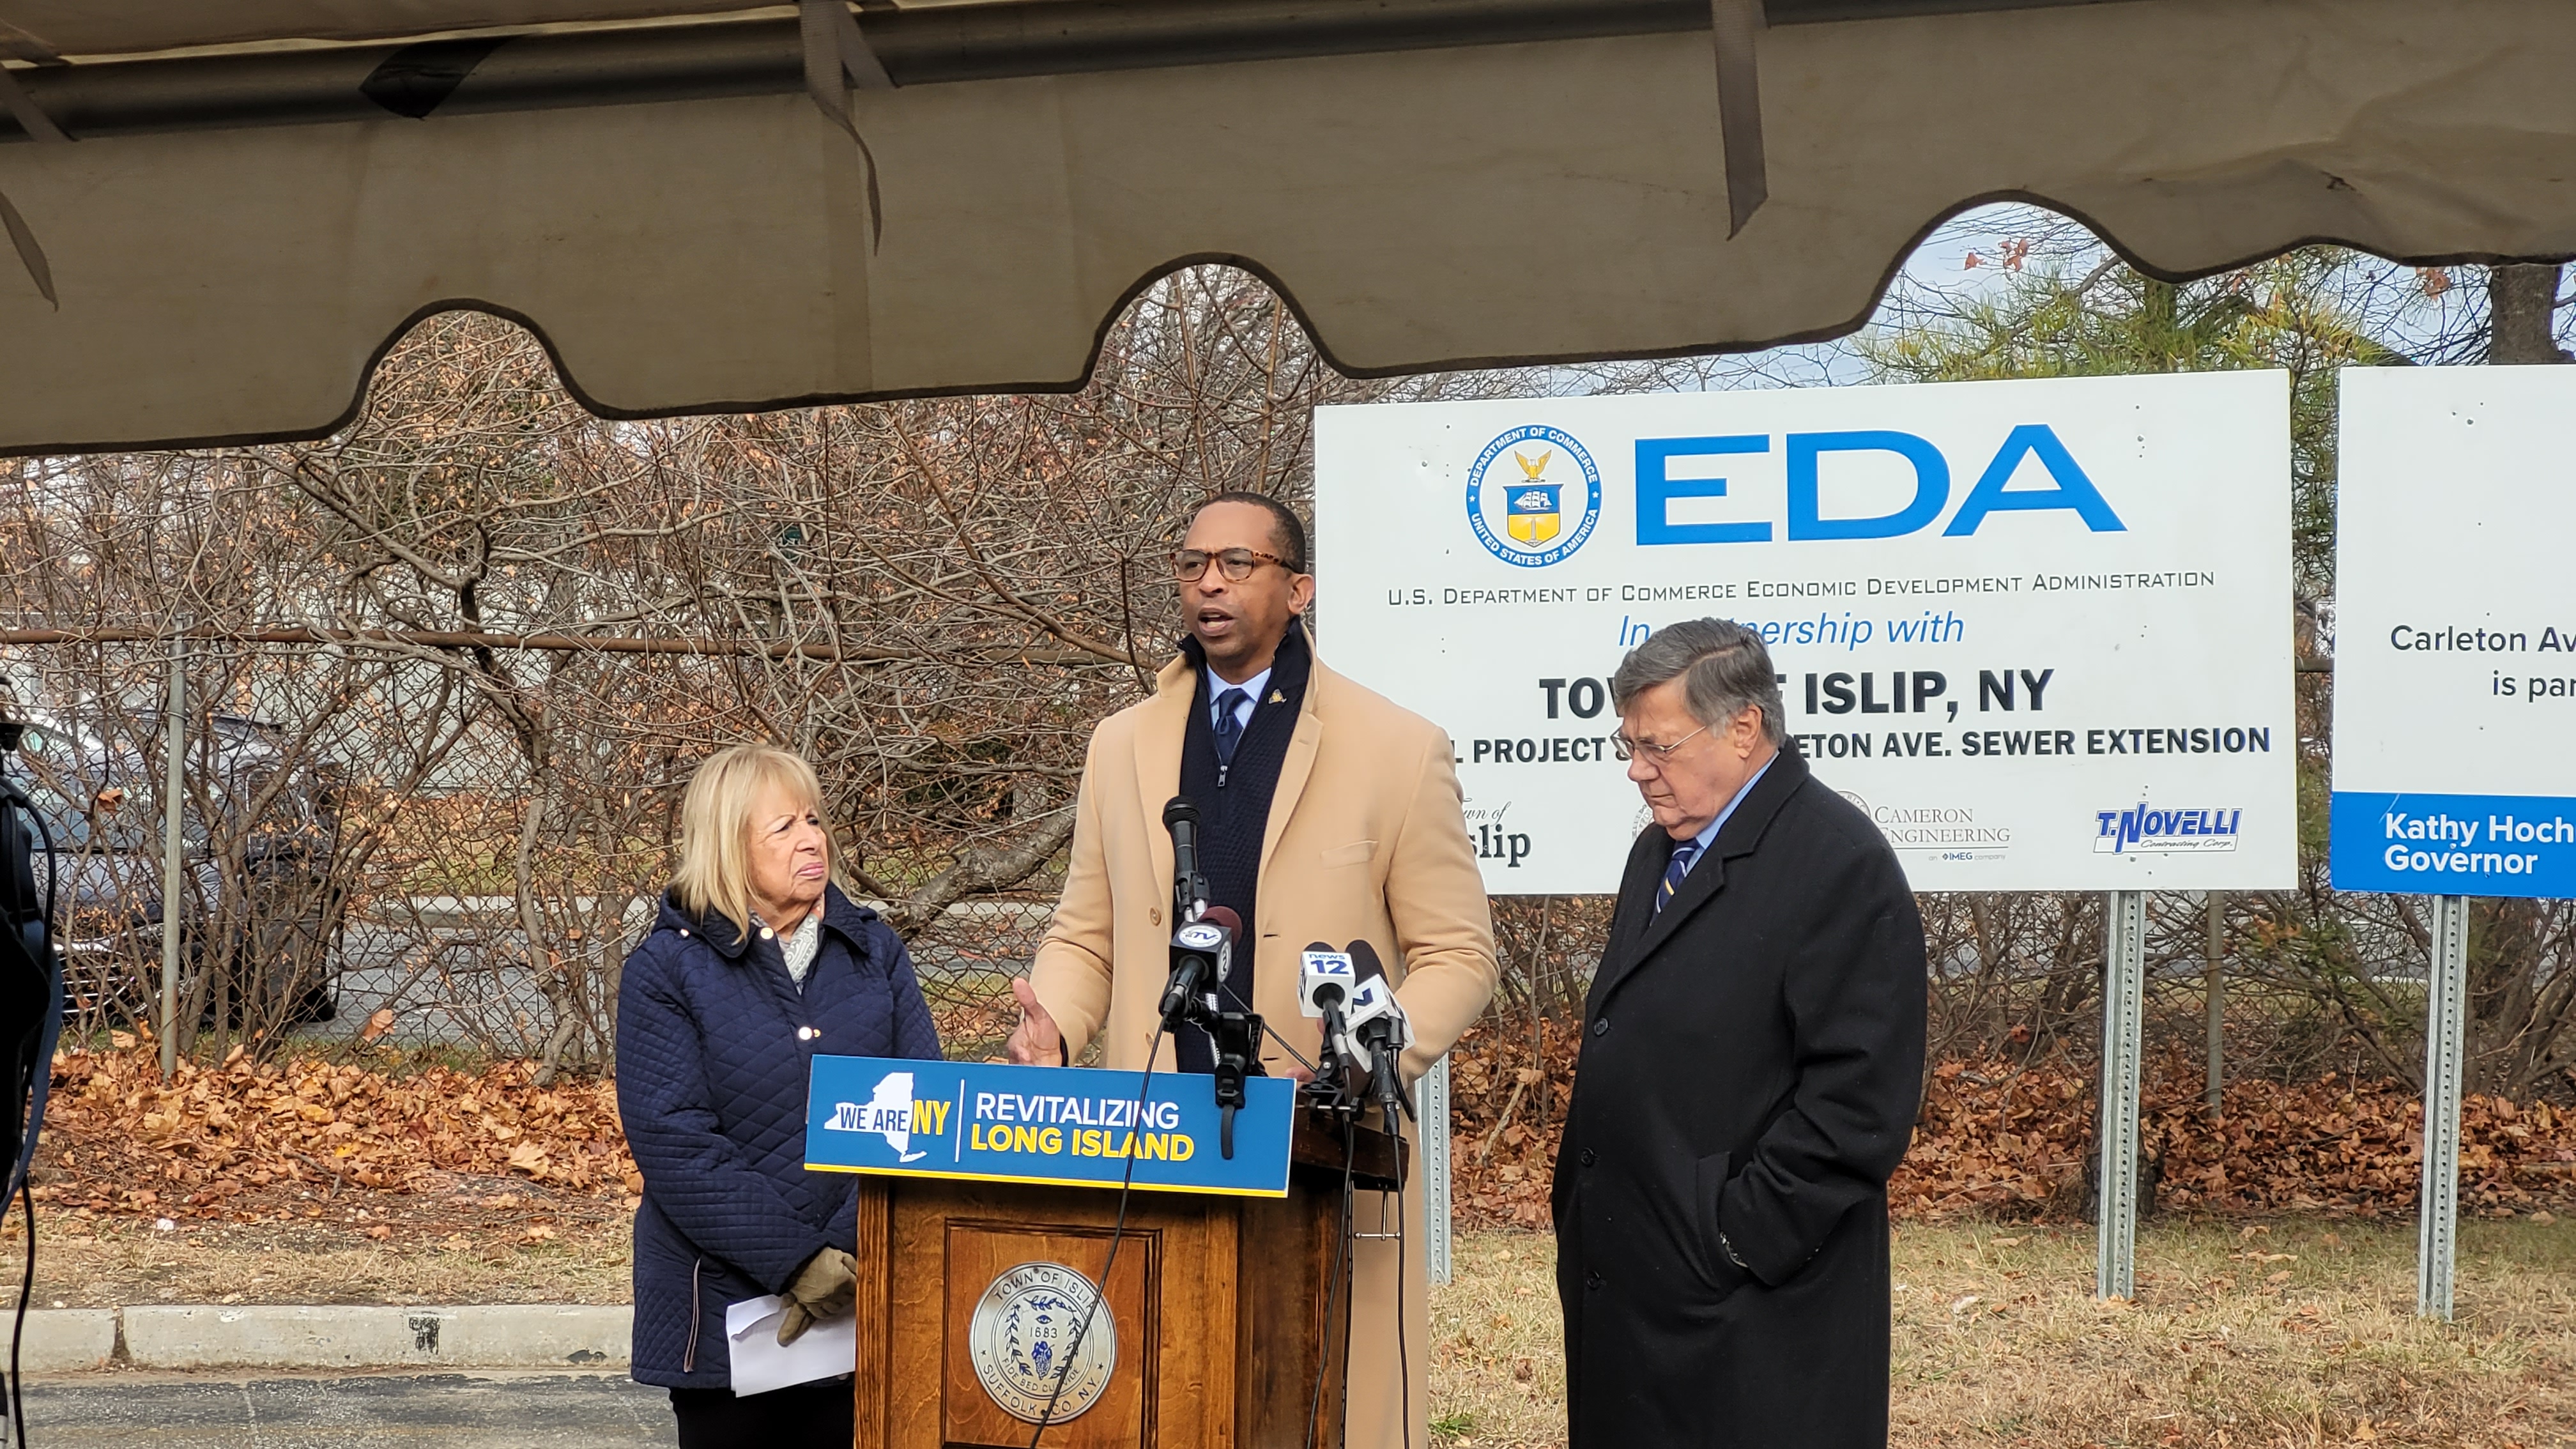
left=1304, top=1108, right=1357, bottom=1449
left=1395, top=1133, right=1413, bottom=1449
left=1025, top=1028, right=1162, bottom=1449
left=1022, top=999, right=1329, bottom=1448
left=4, top=1176, right=29, bottom=1449
left=3, top=784, right=56, bottom=1449
left=1346, top=1092, right=1418, bottom=1449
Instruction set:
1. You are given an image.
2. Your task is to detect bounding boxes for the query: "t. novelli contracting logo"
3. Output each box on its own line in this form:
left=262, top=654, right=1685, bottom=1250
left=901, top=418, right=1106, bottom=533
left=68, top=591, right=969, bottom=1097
left=2094, top=804, right=2242, bottom=854
left=1465, top=425, right=1602, bottom=568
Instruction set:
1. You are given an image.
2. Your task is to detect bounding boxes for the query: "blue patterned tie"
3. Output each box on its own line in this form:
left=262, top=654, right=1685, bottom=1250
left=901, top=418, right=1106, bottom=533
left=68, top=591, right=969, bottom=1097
left=1655, top=842, right=1700, bottom=914
left=1211, top=687, right=1250, bottom=769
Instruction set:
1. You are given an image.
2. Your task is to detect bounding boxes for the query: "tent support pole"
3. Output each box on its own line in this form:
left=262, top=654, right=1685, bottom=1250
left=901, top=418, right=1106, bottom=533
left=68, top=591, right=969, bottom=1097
left=2096, top=889, right=2145, bottom=1300
left=2418, top=894, right=2469, bottom=1320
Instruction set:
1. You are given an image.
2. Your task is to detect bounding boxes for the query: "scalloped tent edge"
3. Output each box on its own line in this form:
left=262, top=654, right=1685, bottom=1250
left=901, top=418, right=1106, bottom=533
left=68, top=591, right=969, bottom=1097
left=0, top=0, right=2571, bottom=457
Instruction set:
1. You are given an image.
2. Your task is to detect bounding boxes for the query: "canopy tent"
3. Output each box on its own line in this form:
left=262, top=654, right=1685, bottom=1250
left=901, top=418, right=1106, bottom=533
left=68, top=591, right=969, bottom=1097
left=1, top=0, right=2572, bottom=456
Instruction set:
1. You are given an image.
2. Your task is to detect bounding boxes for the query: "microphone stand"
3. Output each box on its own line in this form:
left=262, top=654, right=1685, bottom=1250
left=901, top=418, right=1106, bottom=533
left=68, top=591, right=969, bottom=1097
left=1158, top=795, right=1268, bottom=1159
left=1204, top=1008, right=1264, bottom=1159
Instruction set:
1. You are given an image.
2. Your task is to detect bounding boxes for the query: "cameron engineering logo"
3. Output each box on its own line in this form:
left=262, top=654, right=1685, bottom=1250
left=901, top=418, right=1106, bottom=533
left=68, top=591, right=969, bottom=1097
left=2094, top=804, right=2242, bottom=854
left=1843, top=792, right=2012, bottom=857
left=822, top=1069, right=952, bottom=1163
left=1465, top=425, right=1603, bottom=568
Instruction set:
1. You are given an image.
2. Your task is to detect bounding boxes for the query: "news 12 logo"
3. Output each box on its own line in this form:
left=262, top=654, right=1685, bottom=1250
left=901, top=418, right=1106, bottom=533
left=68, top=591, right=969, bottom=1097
left=2093, top=804, right=2243, bottom=855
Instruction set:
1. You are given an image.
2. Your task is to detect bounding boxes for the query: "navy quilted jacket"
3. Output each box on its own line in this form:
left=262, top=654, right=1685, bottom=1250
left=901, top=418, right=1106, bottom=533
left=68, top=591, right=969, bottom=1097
left=616, top=884, right=940, bottom=1389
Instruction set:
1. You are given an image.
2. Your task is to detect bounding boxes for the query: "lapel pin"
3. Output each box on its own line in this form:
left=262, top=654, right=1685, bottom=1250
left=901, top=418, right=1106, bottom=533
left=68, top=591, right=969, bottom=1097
left=1269, top=689, right=1286, bottom=705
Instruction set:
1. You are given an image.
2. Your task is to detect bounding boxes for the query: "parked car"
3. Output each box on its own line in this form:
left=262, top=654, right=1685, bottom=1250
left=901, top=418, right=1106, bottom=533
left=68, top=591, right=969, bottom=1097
left=9, top=712, right=345, bottom=1029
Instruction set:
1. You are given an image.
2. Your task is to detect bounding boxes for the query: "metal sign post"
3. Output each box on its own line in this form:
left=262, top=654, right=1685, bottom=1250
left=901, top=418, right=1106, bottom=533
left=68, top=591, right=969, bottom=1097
left=2417, top=894, right=2471, bottom=1320
left=2204, top=889, right=2225, bottom=1118
left=1418, top=1054, right=1453, bottom=1285
left=2096, top=889, right=2146, bottom=1300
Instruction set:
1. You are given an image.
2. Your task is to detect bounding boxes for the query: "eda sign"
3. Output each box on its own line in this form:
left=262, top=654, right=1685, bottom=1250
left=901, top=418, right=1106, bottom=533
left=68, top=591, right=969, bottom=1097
left=2329, top=367, right=2576, bottom=900
left=1314, top=371, right=2298, bottom=894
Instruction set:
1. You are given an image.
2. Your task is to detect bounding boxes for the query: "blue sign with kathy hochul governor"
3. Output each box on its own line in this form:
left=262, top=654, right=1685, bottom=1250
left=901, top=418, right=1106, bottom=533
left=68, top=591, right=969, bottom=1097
left=803, top=1056, right=1296, bottom=1197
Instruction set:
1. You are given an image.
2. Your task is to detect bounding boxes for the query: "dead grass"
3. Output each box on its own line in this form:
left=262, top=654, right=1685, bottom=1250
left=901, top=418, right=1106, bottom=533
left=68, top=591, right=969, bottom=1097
left=1428, top=1218, right=2576, bottom=1449
left=16, top=1209, right=2573, bottom=1449
left=7, top=1190, right=634, bottom=1308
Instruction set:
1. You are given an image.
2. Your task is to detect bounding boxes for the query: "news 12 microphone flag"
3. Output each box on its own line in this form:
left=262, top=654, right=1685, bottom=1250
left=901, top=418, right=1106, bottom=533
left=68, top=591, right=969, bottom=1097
left=2329, top=367, right=2576, bottom=901
left=1313, top=371, right=2299, bottom=895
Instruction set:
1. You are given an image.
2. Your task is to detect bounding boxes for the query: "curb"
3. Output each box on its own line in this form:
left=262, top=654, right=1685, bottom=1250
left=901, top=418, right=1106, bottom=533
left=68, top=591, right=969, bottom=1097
left=18, top=1304, right=629, bottom=1373
left=16, top=1309, right=116, bottom=1372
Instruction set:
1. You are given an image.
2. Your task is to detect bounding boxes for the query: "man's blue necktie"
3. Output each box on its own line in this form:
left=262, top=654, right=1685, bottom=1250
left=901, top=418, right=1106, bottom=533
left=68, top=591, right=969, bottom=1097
left=1655, top=841, right=1700, bottom=914
left=1212, top=687, right=1250, bottom=769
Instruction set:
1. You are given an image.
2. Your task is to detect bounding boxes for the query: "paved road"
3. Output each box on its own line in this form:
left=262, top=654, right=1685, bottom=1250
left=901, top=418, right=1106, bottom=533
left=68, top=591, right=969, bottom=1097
left=301, top=910, right=1033, bottom=1049
left=21, top=1372, right=675, bottom=1447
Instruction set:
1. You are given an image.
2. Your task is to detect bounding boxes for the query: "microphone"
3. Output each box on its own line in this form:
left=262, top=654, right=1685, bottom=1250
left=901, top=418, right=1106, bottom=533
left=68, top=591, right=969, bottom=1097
left=1162, top=903, right=1239, bottom=1028
left=1163, top=796, right=1207, bottom=926
left=1298, top=944, right=1357, bottom=1096
left=1343, top=942, right=1414, bottom=1119
left=1297, top=946, right=1354, bottom=1017
left=1200, top=905, right=1241, bottom=986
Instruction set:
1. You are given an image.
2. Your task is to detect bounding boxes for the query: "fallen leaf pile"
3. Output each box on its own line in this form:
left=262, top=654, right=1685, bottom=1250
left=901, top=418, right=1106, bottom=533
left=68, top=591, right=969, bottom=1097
left=1897, top=1057, right=2576, bottom=1220
left=31, top=1036, right=640, bottom=1229
left=1442, top=1025, right=2576, bottom=1230
left=33, top=1029, right=2575, bottom=1241
left=1445, top=1020, right=1578, bottom=1230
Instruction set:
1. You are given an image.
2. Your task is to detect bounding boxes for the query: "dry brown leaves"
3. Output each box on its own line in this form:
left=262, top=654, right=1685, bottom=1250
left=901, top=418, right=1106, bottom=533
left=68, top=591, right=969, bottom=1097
left=1446, top=1020, right=1579, bottom=1232
left=32, top=1037, right=639, bottom=1225
left=40, top=1029, right=2576, bottom=1240
left=1443, top=1025, right=2576, bottom=1230
left=1897, top=1055, right=2576, bottom=1220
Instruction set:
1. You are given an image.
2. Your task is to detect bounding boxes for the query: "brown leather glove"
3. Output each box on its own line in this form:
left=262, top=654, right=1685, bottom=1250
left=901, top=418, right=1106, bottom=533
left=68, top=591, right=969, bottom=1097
left=777, top=1247, right=859, bottom=1346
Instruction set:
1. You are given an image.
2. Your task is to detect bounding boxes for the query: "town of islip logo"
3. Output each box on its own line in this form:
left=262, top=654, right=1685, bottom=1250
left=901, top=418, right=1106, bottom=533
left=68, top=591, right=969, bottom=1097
left=1466, top=424, right=1602, bottom=568
left=970, top=1261, right=1117, bottom=1423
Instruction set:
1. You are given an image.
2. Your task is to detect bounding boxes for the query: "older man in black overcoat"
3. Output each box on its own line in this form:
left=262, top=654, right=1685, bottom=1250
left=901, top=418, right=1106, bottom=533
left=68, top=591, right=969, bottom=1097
left=1552, top=618, right=1926, bottom=1448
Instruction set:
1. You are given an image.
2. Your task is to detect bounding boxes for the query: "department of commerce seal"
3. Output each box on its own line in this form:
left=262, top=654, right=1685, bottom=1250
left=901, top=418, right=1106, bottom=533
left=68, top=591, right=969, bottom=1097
left=1464, top=424, right=1603, bottom=568
left=969, top=1261, right=1117, bottom=1423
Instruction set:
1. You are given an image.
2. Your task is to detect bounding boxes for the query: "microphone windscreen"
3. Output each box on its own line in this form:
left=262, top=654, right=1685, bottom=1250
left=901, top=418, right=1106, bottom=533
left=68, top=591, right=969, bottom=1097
left=1346, top=939, right=1387, bottom=981
left=1200, top=905, right=1243, bottom=935
left=1163, top=795, right=1199, bottom=827
left=1303, top=940, right=1334, bottom=956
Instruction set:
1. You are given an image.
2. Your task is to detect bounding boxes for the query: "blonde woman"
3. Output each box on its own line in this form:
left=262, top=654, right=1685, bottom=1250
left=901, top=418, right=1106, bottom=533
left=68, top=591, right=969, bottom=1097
left=617, top=745, right=939, bottom=1446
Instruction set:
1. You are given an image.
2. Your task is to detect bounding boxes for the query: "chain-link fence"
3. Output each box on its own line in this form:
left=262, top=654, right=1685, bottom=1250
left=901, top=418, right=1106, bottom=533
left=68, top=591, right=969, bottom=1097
left=8, top=257, right=2575, bottom=1106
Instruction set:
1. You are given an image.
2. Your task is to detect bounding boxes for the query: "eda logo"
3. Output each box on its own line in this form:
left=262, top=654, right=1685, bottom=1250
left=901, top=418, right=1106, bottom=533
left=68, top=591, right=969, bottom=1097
left=1466, top=425, right=1604, bottom=568
left=1637, top=424, right=2125, bottom=544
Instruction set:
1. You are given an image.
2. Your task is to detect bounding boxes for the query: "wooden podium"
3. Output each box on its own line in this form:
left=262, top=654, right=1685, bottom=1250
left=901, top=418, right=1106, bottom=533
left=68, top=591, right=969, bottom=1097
left=845, top=1105, right=1406, bottom=1449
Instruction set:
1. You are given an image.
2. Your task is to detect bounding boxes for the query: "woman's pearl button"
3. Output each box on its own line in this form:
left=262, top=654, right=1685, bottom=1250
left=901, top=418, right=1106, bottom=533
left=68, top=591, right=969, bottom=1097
left=760, top=927, right=775, bottom=940
left=797, top=1027, right=816, bottom=1041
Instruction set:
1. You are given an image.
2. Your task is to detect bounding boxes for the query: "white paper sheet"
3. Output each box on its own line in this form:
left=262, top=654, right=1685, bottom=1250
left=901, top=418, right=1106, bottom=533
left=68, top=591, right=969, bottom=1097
left=722, top=1294, right=857, bottom=1397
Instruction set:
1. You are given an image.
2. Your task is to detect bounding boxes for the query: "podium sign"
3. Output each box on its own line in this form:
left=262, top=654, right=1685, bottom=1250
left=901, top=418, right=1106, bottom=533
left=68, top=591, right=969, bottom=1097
left=804, top=1057, right=1298, bottom=1197
left=806, top=1058, right=1399, bottom=1446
